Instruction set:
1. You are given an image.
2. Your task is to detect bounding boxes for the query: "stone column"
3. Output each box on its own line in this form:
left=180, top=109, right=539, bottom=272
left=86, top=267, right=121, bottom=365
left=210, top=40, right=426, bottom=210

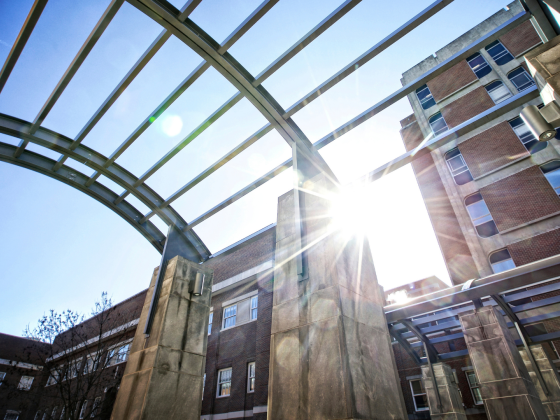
left=268, top=173, right=407, bottom=420
left=525, top=35, right=560, bottom=105
left=111, top=256, right=213, bottom=420
left=458, top=306, right=548, bottom=420
left=519, top=344, right=560, bottom=419
left=421, top=363, right=467, bottom=420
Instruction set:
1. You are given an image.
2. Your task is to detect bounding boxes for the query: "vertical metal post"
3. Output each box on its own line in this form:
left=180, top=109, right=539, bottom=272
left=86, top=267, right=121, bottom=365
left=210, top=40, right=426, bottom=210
left=424, top=341, right=443, bottom=411
left=292, top=144, right=307, bottom=281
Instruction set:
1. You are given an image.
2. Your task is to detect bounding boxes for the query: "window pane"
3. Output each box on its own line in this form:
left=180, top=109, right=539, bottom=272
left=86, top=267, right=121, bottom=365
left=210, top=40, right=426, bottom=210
left=486, top=81, right=512, bottom=104
left=416, top=85, right=436, bottom=110
left=509, top=68, right=535, bottom=91
left=472, top=387, right=483, bottom=404
left=414, top=395, right=429, bottom=410
left=491, top=259, right=516, bottom=274
left=485, top=40, right=514, bottom=65
left=467, top=53, right=492, bottom=78
left=455, top=170, right=474, bottom=185
left=411, top=379, right=424, bottom=394
left=466, top=371, right=478, bottom=386
left=466, top=200, right=490, bottom=220
left=545, top=169, right=560, bottom=193
left=429, top=114, right=448, bottom=136
left=447, top=155, right=466, bottom=172
left=476, top=220, right=499, bottom=237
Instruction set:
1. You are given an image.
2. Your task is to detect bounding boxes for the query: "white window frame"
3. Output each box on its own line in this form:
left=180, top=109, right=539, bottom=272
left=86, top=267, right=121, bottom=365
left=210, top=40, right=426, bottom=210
left=485, top=81, right=512, bottom=104
left=409, top=379, right=429, bottom=412
left=17, top=375, right=34, bottom=390
left=79, top=400, right=88, bottom=419
left=216, top=368, right=232, bottom=398
left=83, top=355, right=99, bottom=375
left=250, top=296, right=258, bottom=320
left=107, top=339, right=133, bottom=367
left=91, top=397, right=102, bottom=418
left=64, top=358, right=82, bottom=380
left=222, top=304, right=237, bottom=329
left=465, top=370, right=483, bottom=405
left=247, top=362, right=256, bottom=393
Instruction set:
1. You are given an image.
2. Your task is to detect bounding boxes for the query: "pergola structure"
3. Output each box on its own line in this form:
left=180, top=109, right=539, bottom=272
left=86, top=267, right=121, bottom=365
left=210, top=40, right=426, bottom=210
left=2, top=0, right=560, bottom=370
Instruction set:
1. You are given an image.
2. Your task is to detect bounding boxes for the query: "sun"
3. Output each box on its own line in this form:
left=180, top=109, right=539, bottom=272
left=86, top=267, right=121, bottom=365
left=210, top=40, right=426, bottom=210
left=328, top=184, right=375, bottom=236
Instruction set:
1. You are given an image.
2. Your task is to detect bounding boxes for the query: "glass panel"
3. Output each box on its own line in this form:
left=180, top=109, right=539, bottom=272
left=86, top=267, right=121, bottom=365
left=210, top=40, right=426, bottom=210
left=476, top=220, right=499, bottom=237
left=447, top=155, right=466, bottom=172
left=466, top=200, right=490, bottom=221
left=411, top=379, right=424, bottom=394
left=466, top=371, right=478, bottom=386
left=455, top=170, right=474, bottom=185
left=485, top=40, right=514, bottom=65
left=509, top=68, right=535, bottom=91
left=414, top=395, right=429, bottom=410
left=416, top=85, right=436, bottom=110
left=472, top=387, right=483, bottom=404
left=467, top=53, right=492, bottom=78
left=491, top=259, right=516, bottom=274
left=486, top=81, right=512, bottom=104
left=430, top=114, right=449, bottom=136
left=545, top=169, right=560, bottom=193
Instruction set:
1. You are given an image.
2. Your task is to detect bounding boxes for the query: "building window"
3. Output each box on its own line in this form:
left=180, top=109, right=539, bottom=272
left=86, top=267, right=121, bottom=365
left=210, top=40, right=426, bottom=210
left=17, top=376, right=34, bottom=391
left=490, top=249, right=516, bottom=273
left=79, top=401, right=88, bottom=419
left=445, top=148, right=473, bottom=185
left=4, top=411, right=19, bottom=420
left=247, top=362, right=256, bottom=393
left=202, top=374, right=206, bottom=400
left=409, top=379, right=429, bottom=411
left=251, top=296, right=258, bottom=320
left=485, top=81, right=512, bottom=104
left=467, top=52, right=492, bottom=78
left=51, top=408, right=58, bottom=420
left=223, top=305, right=237, bottom=329
left=107, top=343, right=130, bottom=366
left=429, top=112, right=448, bottom=136
left=59, top=408, right=65, bottom=420
left=416, top=84, right=436, bottom=109
left=217, top=368, right=232, bottom=397
left=509, top=116, right=547, bottom=154
left=83, top=356, right=99, bottom=375
left=65, top=359, right=81, bottom=380
left=0, top=372, right=5, bottom=383
left=466, top=370, right=483, bottom=404
left=541, top=161, right=560, bottom=195
left=41, top=412, right=47, bottom=420
left=508, top=67, right=535, bottom=92
left=91, top=397, right=102, bottom=418
left=34, top=412, right=41, bottom=420
left=208, top=312, right=213, bottom=335
left=465, top=193, right=499, bottom=238
left=485, top=40, right=514, bottom=65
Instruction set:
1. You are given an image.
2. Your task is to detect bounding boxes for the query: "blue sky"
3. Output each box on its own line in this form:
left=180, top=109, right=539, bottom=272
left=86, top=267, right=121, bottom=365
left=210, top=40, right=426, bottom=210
left=0, top=0, right=516, bottom=335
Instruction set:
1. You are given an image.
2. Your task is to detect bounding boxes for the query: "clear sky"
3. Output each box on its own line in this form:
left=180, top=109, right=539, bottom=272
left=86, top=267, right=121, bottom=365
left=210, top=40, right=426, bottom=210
left=0, top=0, right=516, bottom=335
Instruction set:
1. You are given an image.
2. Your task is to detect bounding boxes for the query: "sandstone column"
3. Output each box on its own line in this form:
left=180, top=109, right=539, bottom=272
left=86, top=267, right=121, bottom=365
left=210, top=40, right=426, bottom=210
left=459, top=306, right=547, bottom=419
left=421, top=362, right=467, bottom=420
left=268, top=172, right=407, bottom=419
left=111, top=256, right=213, bottom=420
left=519, top=344, right=560, bottom=419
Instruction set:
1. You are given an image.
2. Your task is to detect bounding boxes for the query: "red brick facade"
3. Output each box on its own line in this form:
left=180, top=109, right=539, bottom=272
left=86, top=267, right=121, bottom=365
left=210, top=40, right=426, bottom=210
left=508, top=228, right=560, bottom=267
left=500, top=20, right=542, bottom=57
left=440, top=86, right=495, bottom=129
left=427, top=61, right=477, bottom=102
left=481, top=166, right=560, bottom=232
left=459, top=121, right=529, bottom=179
left=401, top=121, right=478, bottom=285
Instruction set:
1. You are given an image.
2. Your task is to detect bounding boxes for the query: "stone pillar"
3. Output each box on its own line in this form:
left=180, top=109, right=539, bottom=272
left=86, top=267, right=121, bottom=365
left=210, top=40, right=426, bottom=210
left=421, top=363, right=467, bottom=420
left=519, top=344, right=560, bottom=419
left=525, top=35, right=560, bottom=106
left=111, top=256, right=213, bottom=420
left=268, top=173, right=407, bottom=419
left=459, top=306, right=548, bottom=419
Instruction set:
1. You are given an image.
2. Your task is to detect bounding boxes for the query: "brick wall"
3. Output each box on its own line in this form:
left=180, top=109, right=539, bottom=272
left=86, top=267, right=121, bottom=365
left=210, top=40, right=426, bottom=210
left=400, top=113, right=417, bottom=128
left=459, top=121, right=529, bottom=178
left=401, top=122, right=479, bottom=285
left=203, top=228, right=275, bottom=284
left=500, top=20, right=542, bottom=57
left=481, top=166, right=560, bottom=232
left=440, top=87, right=495, bottom=129
left=508, top=228, right=560, bottom=266
left=427, top=61, right=477, bottom=102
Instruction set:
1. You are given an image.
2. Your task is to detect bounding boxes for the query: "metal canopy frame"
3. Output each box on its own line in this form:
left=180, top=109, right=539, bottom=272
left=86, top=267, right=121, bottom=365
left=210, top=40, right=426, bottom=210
left=0, top=0, right=556, bottom=258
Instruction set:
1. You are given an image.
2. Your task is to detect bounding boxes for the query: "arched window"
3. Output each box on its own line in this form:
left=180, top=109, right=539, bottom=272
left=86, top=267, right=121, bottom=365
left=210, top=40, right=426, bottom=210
left=490, top=249, right=515, bottom=273
left=429, top=112, right=448, bottom=136
left=508, top=67, right=535, bottom=92
left=485, top=81, right=512, bottom=104
left=541, top=160, right=560, bottom=195
left=445, top=148, right=473, bottom=185
left=416, top=84, right=436, bottom=109
left=467, top=53, right=492, bottom=78
left=509, top=116, right=547, bottom=154
left=485, top=40, right=514, bottom=65
left=465, top=193, right=499, bottom=237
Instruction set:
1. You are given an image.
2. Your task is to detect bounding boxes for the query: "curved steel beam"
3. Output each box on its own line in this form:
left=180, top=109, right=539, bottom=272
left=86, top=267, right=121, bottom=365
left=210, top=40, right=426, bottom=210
left=0, top=0, right=48, bottom=95
left=0, top=114, right=210, bottom=260
left=15, top=0, right=125, bottom=157
left=126, top=0, right=336, bottom=179
left=0, top=141, right=165, bottom=252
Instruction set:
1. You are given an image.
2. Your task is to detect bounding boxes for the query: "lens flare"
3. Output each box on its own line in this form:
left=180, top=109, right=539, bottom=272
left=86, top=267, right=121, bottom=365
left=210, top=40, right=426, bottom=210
left=161, top=115, right=183, bottom=137
left=329, top=185, right=374, bottom=235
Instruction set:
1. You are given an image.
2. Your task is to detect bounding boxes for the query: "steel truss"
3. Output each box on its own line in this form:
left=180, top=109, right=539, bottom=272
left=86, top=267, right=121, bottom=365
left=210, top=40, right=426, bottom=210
left=0, top=0, right=556, bottom=258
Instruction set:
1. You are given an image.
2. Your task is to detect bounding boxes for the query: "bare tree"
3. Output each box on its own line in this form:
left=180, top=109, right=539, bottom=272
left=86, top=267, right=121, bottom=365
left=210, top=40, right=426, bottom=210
left=19, top=292, right=140, bottom=420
